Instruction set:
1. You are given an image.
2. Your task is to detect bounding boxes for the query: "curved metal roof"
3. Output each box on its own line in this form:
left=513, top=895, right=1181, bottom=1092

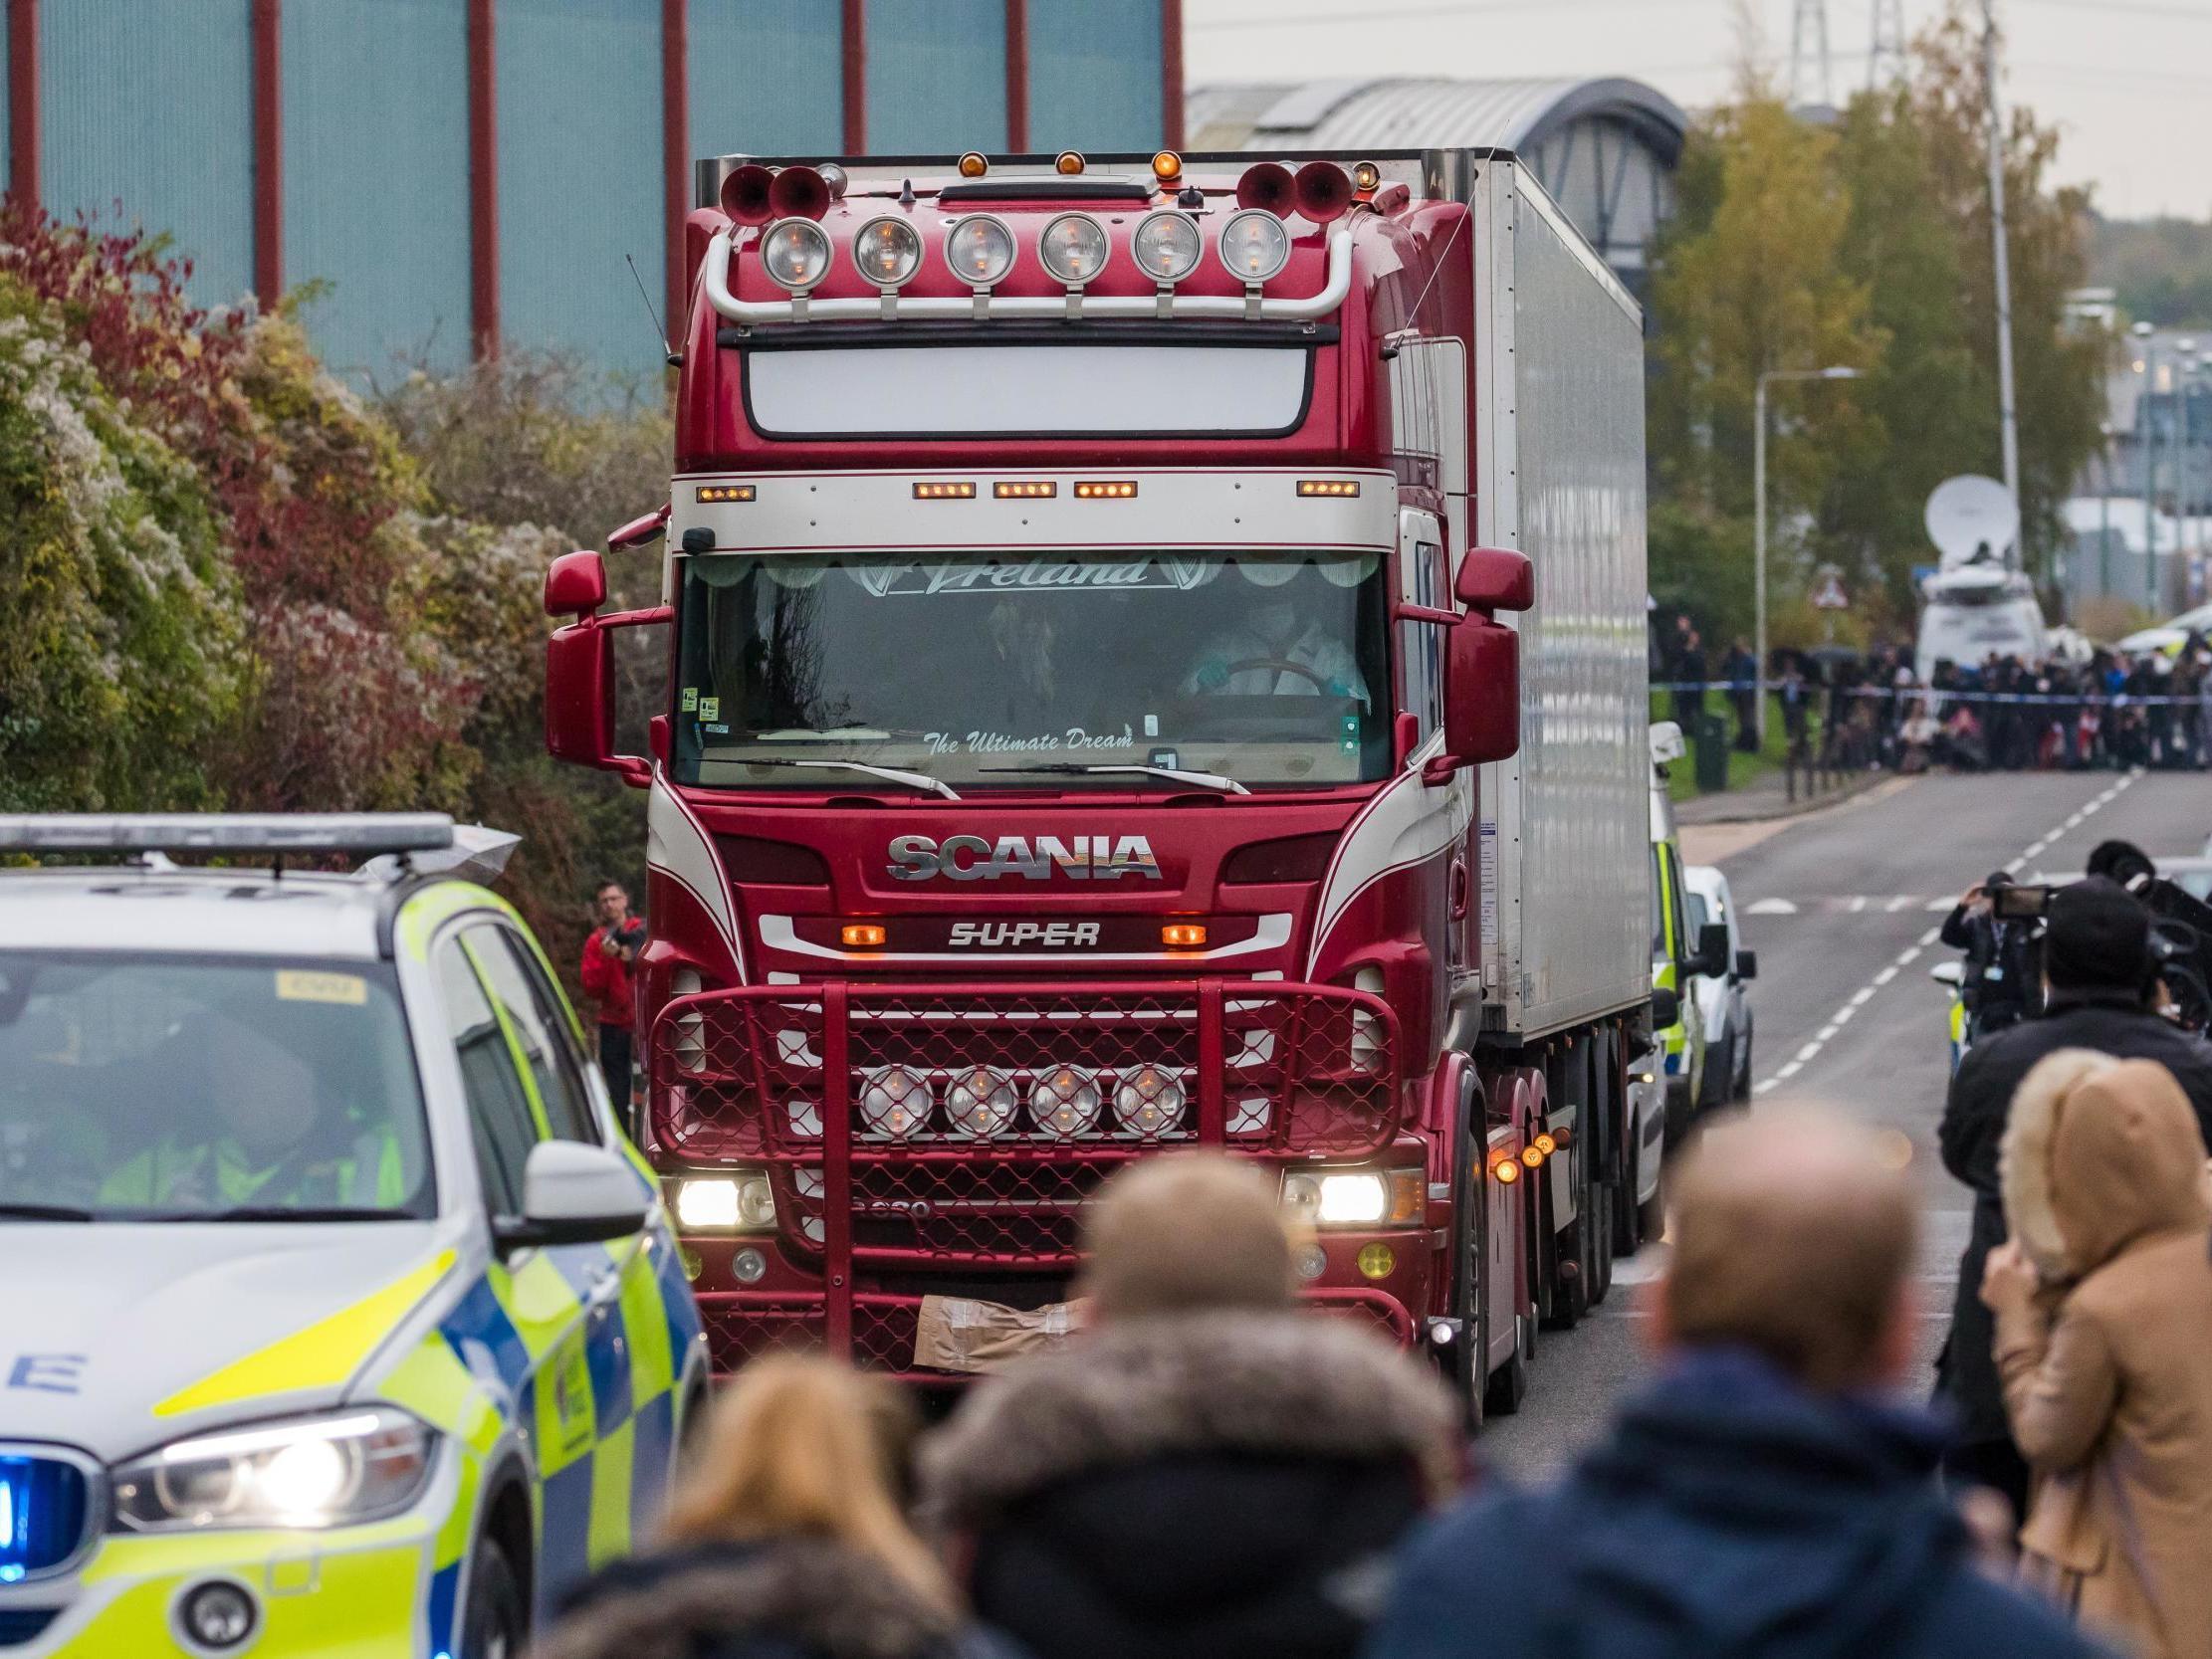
left=1186, top=76, right=1687, bottom=166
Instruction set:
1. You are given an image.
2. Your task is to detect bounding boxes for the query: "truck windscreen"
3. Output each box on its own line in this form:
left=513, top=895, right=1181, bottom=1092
left=673, top=548, right=1393, bottom=791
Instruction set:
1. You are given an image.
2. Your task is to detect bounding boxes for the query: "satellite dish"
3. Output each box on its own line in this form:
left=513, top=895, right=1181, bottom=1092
left=1924, top=476, right=2019, bottom=570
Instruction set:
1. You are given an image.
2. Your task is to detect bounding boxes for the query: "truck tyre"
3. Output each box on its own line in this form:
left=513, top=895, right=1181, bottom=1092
left=1483, top=1313, right=1530, bottom=1415
left=1585, top=1147, right=1616, bottom=1309
left=1543, top=1183, right=1585, bottom=1332
left=460, top=1538, right=527, bottom=1659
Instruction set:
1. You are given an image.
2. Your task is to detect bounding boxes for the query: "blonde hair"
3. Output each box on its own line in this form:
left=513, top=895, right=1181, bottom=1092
left=1079, top=1151, right=1299, bottom=1319
left=662, top=1355, right=954, bottom=1615
left=1662, top=1105, right=1916, bottom=1392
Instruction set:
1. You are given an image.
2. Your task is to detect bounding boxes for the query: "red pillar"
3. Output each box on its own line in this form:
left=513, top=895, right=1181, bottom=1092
left=8, top=0, right=38, bottom=209
left=661, top=0, right=688, bottom=348
left=467, top=0, right=499, bottom=357
left=1160, top=0, right=1185, bottom=148
left=1003, top=0, right=1027, bottom=153
left=840, top=0, right=865, bottom=154
left=251, top=0, right=283, bottom=307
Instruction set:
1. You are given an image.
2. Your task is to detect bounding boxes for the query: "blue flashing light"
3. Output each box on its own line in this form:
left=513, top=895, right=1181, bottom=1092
left=0, top=1567, right=20, bottom=1585
left=0, top=1457, right=88, bottom=1579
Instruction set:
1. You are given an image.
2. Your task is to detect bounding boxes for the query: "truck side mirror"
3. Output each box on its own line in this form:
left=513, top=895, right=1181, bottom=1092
left=1456, top=546, right=1535, bottom=612
left=545, top=549, right=607, bottom=618
left=545, top=589, right=670, bottom=789
left=1424, top=616, right=1521, bottom=783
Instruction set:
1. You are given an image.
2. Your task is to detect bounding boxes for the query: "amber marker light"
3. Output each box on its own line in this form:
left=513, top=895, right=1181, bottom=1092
left=1152, top=150, right=1184, bottom=183
left=1533, top=1133, right=1557, bottom=1157
left=1055, top=151, right=1086, bottom=175
left=696, top=484, right=757, bottom=503
left=1491, top=1155, right=1521, bottom=1184
left=1521, top=1144, right=1546, bottom=1168
left=840, top=924, right=888, bottom=947
left=912, top=482, right=978, bottom=500
left=1297, top=480, right=1361, bottom=497
left=1073, top=481, right=1139, bottom=500
left=1161, top=923, right=1209, bottom=948
left=1352, top=159, right=1383, bottom=193
left=957, top=152, right=989, bottom=178
left=994, top=481, right=1056, bottom=499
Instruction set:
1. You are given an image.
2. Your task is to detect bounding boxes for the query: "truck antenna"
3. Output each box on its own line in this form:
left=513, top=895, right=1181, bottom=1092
left=625, top=253, right=668, bottom=356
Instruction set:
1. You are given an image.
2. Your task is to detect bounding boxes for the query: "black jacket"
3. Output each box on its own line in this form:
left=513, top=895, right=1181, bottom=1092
left=538, top=1540, right=1022, bottom=1659
left=1937, top=992, right=2212, bottom=1443
left=923, top=1312, right=1455, bottom=1659
left=1364, top=1349, right=2109, bottom=1659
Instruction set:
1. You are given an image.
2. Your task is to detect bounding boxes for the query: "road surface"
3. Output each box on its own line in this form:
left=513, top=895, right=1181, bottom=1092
left=1484, top=767, right=2210, bottom=1478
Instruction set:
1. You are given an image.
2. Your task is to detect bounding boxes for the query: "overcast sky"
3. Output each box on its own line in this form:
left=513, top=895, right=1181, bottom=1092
left=1182, top=0, right=2212, bottom=220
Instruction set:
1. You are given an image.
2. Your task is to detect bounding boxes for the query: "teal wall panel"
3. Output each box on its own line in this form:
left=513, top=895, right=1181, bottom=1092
left=499, top=0, right=666, bottom=375
left=41, top=0, right=254, bottom=308
left=690, top=0, right=843, bottom=162
left=865, top=0, right=1004, bottom=155
left=1027, top=0, right=1164, bottom=154
left=284, top=0, right=472, bottom=378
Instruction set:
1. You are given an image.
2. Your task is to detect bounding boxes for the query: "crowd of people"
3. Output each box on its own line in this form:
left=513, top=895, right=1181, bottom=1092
left=1661, top=615, right=2212, bottom=774
left=531, top=867, right=2212, bottom=1659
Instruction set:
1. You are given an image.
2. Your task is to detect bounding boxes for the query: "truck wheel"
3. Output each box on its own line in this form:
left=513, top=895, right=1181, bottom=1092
left=460, top=1539, right=527, bottom=1659
left=1585, top=1151, right=1616, bottom=1309
left=1543, top=1184, right=1585, bottom=1332
left=1483, top=1313, right=1530, bottom=1416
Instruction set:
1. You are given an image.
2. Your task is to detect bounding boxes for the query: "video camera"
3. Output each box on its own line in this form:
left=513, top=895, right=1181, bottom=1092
left=1987, top=849, right=2212, bottom=1034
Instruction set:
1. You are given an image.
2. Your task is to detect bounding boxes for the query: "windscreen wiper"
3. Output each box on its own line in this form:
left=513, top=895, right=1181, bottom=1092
left=0, top=1202, right=94, bottom=1222
left=182, top=1205, right=406, bottom=1223
left=731, top=757, right=962, bottom=800
left=979, top=762, right=1250, bottom=796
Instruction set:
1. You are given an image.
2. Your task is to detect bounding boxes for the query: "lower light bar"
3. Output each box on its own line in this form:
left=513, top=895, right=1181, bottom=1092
left=0, top=814, right=457, bottom=856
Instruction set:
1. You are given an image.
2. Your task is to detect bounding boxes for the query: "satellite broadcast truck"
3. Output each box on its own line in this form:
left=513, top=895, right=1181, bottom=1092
left=543, top=144, right=1653, bottom=1424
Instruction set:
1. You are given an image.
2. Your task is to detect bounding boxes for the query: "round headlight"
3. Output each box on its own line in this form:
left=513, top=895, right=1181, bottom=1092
left=1112, top=1065, right=1188, bottom=1139
left=858, top=1065, right=932, bottom=1139
left=852, top=215, right=922, bottom=288
left=761, top=218, right=832, bottom=291
left=1038, top=214, right=1109, bottom=286
left=179, top=1581, right=258, bottom=1650
left=1281, top=1170, right=1322, bottom=1220
left=1132, top=211, right=1203, bottom=284
left=946, top=215, right=1015, bottom=288
left=945, top=1066, right=1019, bottom=1139
left=1218, top=210, right=1291, bottom=283
left=736, top=1172, right=777, bottom=1228
left=1031, top=1065, right=1103, bottom=1140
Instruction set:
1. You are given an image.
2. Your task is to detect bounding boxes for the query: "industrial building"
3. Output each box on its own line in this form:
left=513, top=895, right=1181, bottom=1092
left=0, top=0, right=1180, bottom=380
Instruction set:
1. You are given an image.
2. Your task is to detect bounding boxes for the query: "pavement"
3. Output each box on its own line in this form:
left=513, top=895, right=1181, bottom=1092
left=1484, top=766, right=2211, bottom=1481
left=1671, top=765, right=1890, bottom=826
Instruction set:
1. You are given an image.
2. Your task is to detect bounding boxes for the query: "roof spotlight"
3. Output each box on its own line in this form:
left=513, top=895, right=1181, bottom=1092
left=1038, top=213, right=1109, bottom=286
left=852, top=216, right=923, bottom=288
left=1218, top=209, right=1291, bottom=283
left=761, top=219, right=832, bottom=292
left=1132, top=210, right=1203, bottom=284
left=946, top=215, right=1016, bottom=289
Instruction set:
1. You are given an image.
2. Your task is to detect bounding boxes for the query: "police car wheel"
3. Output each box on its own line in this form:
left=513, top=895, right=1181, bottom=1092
left=461, top=1540, right=527, bottom=1659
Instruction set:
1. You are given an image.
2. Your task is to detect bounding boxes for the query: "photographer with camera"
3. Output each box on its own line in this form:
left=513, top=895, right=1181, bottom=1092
left=581, top=879, right=645, bottom=1136
left=1941, top=872, right=2038, bottom=1041
left=1936, top=877, right=2212, bottom=1519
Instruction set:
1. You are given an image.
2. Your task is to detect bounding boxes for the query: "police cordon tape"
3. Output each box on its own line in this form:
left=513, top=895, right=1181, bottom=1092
left=1654, top=681, right=2209, bottom=708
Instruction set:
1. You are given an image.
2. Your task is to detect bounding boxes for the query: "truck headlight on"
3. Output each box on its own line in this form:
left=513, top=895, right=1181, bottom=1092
left=675, top=1172, right=776, bottom=1231
left=945, top=1066, right=1019, bottom=1139
left=852, top=216, right=922, bottom=288
left=1038, top=214, right=1109, bottom=286
left=1031, top=1065, right=1104, bottom=1140
left=1112, top=1065, right=1187, bottom=1138
left=946, top=216, right=1015, bottom=288
left=858, top=1065, right=932, bottom=1139
left=761, top=219, right=832, bottom=291
left=1281, top=1168, right=1425, bottom=1228
left=112, top=1408, right=435, bottom=1532
left=1132, top=211, right=1203, bottom=283
left=1218, top=210, right=1290, bottom=282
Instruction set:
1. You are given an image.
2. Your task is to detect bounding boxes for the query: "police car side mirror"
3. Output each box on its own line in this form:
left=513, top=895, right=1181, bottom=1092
left=1736, top=948, right=1758, bottom=982
left=499, top=1142, right=650, bottom=1250
left=1651, top=986, right=1681, bottom=1029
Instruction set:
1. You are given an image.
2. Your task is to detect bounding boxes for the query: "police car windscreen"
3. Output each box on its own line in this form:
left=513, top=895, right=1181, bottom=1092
left=0, top=955, right=433, bottom=1220
left=671, top=549, right=1394, bottom=791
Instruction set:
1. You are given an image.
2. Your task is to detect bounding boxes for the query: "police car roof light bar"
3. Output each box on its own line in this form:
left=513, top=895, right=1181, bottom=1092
left=0, top=813, right=458, bottom=856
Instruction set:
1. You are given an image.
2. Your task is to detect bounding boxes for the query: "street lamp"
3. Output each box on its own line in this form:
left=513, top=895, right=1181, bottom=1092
left=1754, top=365, right=1863, bottom=744
left=2134, top=320, right=2159, bottom=600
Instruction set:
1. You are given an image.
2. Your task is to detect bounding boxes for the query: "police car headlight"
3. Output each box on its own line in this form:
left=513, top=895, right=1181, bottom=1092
left=112, top=1407, right=435, bottom=1532
left=675, top=1173, right=775, bottom=1231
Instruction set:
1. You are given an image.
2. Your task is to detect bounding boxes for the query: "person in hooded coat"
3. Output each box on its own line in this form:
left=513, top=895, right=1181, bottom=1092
left=1936, top=877, right=2212, bottom=1516
left=1364, top=1106, right=2106, bottom=1659
left=921, top=1152, right=1459, bottom=1659
left=537, top=1355, right=1018, bottom=1659
left=1985, top=1051, right=2212, bottom=1659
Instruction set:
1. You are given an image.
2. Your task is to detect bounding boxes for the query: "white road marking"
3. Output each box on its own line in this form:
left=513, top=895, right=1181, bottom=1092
left=1751, top=770, right=2143, bottom=1096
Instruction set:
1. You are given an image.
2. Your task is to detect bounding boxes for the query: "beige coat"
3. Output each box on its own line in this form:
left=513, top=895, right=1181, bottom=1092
left=1996, top=1050, right=2212, bottom=1659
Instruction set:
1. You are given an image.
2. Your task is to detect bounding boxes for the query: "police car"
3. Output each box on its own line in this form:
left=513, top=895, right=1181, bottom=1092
left=0, top=814, right=707, bottom=1659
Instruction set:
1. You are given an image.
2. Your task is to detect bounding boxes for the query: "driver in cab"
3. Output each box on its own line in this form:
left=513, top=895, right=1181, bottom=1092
left=100, top=1019, right=407, bottom=1212
left=1186, top=586, right=1369, bottom=705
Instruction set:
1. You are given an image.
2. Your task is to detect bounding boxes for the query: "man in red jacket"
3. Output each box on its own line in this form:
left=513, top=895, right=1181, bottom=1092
left=580, top=880, right=640, bottom=1133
